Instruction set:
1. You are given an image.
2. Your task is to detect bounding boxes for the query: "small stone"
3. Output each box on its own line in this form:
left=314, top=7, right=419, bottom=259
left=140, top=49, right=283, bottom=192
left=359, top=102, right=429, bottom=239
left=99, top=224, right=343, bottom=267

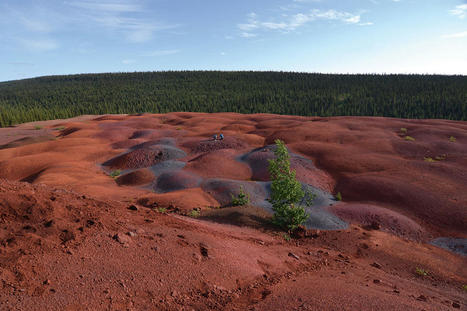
left=288, top=252, right=300, bottom=260
left=127, top=232, right=137, bottom=237
left=373, top=279, right=381, bottom=284
left=370, top=262, right=382, bottom=269
left=370, top=221, right=380, bottom=230
left=43, top=279, right=50, bottom=285
left=393, top=289, right=400, bottom=294
left=113, top=233, right=131, bottom=245
left=452, top=302, right=460, bottom=309
left=416, top=295, right=427, bottom=302
left=128, top=205, right=138, bottom=211
left=200, top=243, right=209, bottom=258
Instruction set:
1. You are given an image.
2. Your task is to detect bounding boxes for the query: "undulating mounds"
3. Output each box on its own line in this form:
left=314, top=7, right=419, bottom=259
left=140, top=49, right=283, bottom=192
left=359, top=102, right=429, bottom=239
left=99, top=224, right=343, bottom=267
left=149, top=160, right=186, bottom=176
left=239, top=145, right=276, bottom=181
left=330, top=203, right=425, bottom=240
left=103, top=145, right=186, bottom=170
left=336, top=175, right=467, bottom=234
left=0, top=135, right=56, bottom=150
left=116, top=169, right=154, bottom=186
left=58, top=127, right=81, bottom=137
left=201, top=178, right=270, bottom=208
left=111, top=139, right=144, bottom=150
left=185, top=149, right=252, bottom=180
left=153, top=170, right=202, bottom=193
left=130, top=138, right=176, bottom=150
left=92, top=115, right=127, bottom=121
left=200, top=177, right=345, bottom=230
left=116, top=117, right=163, bottom=130
left=182, top=137, right=248, bottom=154
left=94, top=127, right=134, bottom=142
left=129, top=129, right=159, bottom=139
left=220, top=124, right=257, bottom=132
left=431, top=237, right=467, bottom=256
left=240, top=145, right=334, bottom=191
left=138, top=187, right=219, bottom=211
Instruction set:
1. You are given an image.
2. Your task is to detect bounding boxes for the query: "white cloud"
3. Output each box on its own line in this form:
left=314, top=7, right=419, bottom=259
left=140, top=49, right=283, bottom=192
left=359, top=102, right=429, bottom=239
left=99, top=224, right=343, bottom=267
left=450, top=4, right=467, bottom=19
left=241, top=32, right=257, bottom=38
left=67, top=1, right=143, bottom=13
left=19, top=38, right=58, bottom=52
left=66, top=1, right=179, bottom=43
left=442, top=30, right=467, bottom=38
left=237, top=9, right=366, bottom=37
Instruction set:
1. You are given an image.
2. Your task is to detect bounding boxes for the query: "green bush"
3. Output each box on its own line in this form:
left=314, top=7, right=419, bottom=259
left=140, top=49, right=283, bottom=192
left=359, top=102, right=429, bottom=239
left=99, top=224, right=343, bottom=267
left=268, top=139, right=309, bottom=231
left=231, top=186, right=250, bottom=206
left=110, top=170, right=121, bottom=178
left=34, top=125, right=42, bottom=130
left=415, top=267, right=428, bottom=276
left=188, top=209, right=200, bottom=218
left=404, top=136, right=415, bottom=141
left=449, top=136, right=456, bottom=142
left=336, top=192, right=342, bottom=201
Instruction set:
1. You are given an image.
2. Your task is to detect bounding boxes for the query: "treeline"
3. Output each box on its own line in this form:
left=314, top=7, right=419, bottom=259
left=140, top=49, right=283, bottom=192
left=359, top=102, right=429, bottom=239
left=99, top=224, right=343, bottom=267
left=0, top=71, right=466, bottom=127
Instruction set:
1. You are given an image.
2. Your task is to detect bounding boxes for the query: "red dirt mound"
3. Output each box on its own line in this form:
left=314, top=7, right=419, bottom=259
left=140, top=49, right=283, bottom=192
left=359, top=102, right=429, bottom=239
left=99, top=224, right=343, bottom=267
left=116, top=169, right=154, bottom=186
left=185, top=149, right=252, bottom=180
left=103, top=145, right=186, bottom=170
left=182, top=137, right=248, bottom=154
left=154, top=171, right=202, bottom=193
left=330, top=203, right=425, bottom=240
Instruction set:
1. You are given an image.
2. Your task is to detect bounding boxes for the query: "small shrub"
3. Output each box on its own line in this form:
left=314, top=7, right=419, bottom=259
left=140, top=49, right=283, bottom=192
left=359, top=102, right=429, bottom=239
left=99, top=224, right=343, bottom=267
left=415, top=267, right=428, bottom=276
left=53, top=126, right=65, bottom=131
left=188, top=209, right=200, bottom=218
left=231, top=186, right=250, bottom=206
left=335, top=192, right=342, bottom=201
left=34, top=125, right=43, bottom=130
left=462, top=284, right=467, bottom=291
left=176, top=127, right=182, bottom=130
left=404, top=136, right=415, bottom=141
left=283, top=233, right=291, bottom=241
left=434, top=154, right=446, bottom=161
left=449, top=136, right=456, bottom=142
left=268, top=139, right=309, bottom=231
left=400, top=128, right=407, bottom=134
left=157, top=207, right=167, bottom=213
left=424, top=157, right=436, bottom=163
left=110, top=170, right=121, bottom=178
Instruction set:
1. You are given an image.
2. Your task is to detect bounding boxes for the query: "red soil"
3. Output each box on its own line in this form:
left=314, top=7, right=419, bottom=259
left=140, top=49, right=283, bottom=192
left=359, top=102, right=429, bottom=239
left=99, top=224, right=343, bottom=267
left=0, top=113, right=466, bottom=310
left=116, top=169, right=154, bottom=186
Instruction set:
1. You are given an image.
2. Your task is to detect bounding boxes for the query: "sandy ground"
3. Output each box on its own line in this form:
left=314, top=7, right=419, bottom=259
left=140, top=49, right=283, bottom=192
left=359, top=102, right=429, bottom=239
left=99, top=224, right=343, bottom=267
left=0, top=112, right=466, bottom=310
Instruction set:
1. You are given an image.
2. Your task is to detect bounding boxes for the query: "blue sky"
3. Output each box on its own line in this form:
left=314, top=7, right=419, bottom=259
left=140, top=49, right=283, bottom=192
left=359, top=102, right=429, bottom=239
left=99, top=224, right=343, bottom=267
left=1, top=0, right=466, bottom=82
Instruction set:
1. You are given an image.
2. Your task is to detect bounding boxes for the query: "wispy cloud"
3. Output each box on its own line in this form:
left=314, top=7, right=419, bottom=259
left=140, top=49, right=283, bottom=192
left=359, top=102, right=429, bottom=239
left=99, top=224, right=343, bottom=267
left=66, top=1, right=180, bottom=43
left=66, top=1, right=143, bottom=13
left=237, top=9, right=367, bottom=37
left=450, top=4, right=467, bottom=19
left=19, top=38, right=58, bottom=52
left=122, top=59, right=136, bottom=64
left=442, top=30, right=467, bottom=38
left=141, top=49, right=180, bottom=57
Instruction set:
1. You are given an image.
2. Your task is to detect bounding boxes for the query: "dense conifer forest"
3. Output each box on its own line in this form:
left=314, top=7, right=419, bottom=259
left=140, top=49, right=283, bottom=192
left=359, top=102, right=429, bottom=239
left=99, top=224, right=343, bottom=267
left=0, top=71, right=465, bottom=127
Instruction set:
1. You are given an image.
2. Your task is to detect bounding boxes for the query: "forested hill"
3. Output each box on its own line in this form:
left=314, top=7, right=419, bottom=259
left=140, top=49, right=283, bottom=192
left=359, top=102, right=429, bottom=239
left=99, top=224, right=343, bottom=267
left=0, top=71, right=466, bottom=127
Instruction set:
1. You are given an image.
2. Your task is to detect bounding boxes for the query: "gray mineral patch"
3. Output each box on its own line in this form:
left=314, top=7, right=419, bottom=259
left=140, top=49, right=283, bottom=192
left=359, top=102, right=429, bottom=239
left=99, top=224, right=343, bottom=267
left=202, top=178, right=347, bottom=230
left=150, top=160, right=186, bottom=175
left=431, top=237, right=467, bottom=256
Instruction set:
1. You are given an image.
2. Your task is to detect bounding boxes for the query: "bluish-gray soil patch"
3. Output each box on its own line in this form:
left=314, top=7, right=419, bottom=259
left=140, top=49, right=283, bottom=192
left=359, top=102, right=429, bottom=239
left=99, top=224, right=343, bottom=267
left=431, top=237, right=467, bottom=256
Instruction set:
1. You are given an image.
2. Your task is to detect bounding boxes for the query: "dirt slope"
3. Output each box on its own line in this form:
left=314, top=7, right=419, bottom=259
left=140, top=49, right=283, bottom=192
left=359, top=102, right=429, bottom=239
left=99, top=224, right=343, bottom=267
left=0, top=113, right=466, bottom=310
